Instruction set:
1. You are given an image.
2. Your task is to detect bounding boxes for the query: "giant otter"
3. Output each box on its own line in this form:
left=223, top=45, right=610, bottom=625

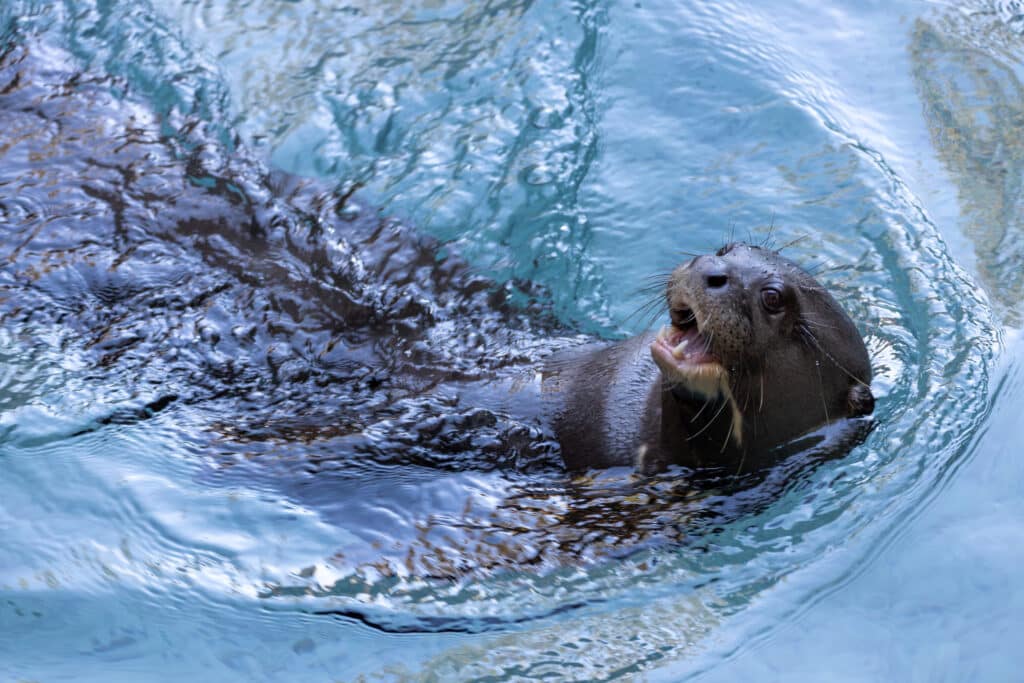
left=543, top=242, right=874, bottom=474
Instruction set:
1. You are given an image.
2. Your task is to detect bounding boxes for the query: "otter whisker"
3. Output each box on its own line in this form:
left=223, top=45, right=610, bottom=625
left=633, top=282, right=670, bottom=296
left=701, top=328, right=715, bottom=357
left=795, top=283, right=828, bottom=294
left=796, top=320, right=819, bottom=349
left=760, top=212, right=778, bottom=250
left=625, top=296, right=668, bottom=329
left=689, top=393, right=714, bottom=422
left=629, top=292, right=669, bottom=316
left=806, top=264, right=858, bottom=276
left=734, top=449, right=747, bottom=476
left=799, top=315, right=839, bottom=331
left=687, top=396, right=730, bottom=441
left=801, top=323, right=872, bottom=388
left=776, top=234, right=809, bottom=252
left=721, top=412, right=735, bottom=454
left=850, top=321, right=895, bottom=337
left=662, top=378, right=716, bottom=427
left=814, top=356, right=830, bottom=423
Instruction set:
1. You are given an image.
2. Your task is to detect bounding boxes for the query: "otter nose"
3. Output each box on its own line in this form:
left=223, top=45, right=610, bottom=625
left=691, top=255, right=730, bottom=290
left=705, top=272, right=728, bottom=289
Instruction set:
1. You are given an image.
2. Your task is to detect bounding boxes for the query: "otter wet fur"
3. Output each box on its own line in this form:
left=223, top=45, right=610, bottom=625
left=543, top=242, right=874, bottom=475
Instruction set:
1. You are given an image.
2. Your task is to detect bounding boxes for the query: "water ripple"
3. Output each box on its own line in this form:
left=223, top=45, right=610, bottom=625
left=0, top=0, right=1004, bottom=679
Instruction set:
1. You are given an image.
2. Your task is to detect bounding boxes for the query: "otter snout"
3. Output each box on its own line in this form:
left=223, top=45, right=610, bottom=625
left=689, top=254, right=731, bottom=291
left=666, top=249, right=758, bottom=370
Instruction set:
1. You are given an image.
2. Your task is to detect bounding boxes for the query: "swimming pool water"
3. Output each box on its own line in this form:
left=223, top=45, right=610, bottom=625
left=0, top=0, right=1021, bottom=680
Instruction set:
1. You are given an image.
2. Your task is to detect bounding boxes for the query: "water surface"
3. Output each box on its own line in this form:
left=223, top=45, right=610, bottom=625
left=0, top=0, right=1020, bottom=680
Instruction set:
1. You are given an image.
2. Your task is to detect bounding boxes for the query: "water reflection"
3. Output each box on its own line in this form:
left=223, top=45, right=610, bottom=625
left=163, top=0, right=612, bottom=329
left=911, top=4, right=1024, bottom=325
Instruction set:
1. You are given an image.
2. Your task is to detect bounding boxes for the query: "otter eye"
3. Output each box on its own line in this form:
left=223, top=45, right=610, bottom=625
left=761, top=286, right=784, bottom=313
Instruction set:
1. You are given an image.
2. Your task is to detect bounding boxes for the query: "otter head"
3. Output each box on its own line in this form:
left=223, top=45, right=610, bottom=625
left=649, top=242, right=874, bottom=470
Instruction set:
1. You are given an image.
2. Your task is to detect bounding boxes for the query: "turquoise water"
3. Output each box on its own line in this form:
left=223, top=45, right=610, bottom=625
left=0, top=0, right=1020, bottom=680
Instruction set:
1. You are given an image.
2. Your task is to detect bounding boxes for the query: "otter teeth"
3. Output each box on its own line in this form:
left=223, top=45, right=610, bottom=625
left=672, top=338, right=690, bottom=358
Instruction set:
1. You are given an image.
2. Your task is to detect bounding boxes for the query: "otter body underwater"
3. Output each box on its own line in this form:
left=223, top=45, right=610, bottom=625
left=541, top=242, right=874, bottom=475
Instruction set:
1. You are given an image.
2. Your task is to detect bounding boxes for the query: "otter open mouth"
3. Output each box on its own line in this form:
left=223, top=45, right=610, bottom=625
left=649, top=308, right=745, bottom=448
left=650, top=305, right=722, bottom=383
left=654, top=306, right=717, bottom=364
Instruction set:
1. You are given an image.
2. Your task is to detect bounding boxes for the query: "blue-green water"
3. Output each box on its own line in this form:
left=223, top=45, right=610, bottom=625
left=0, top=0, right=1021, bottom=680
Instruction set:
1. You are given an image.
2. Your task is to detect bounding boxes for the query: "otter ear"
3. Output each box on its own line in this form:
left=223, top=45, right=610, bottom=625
left=846, top=383, right=874, bottom=417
